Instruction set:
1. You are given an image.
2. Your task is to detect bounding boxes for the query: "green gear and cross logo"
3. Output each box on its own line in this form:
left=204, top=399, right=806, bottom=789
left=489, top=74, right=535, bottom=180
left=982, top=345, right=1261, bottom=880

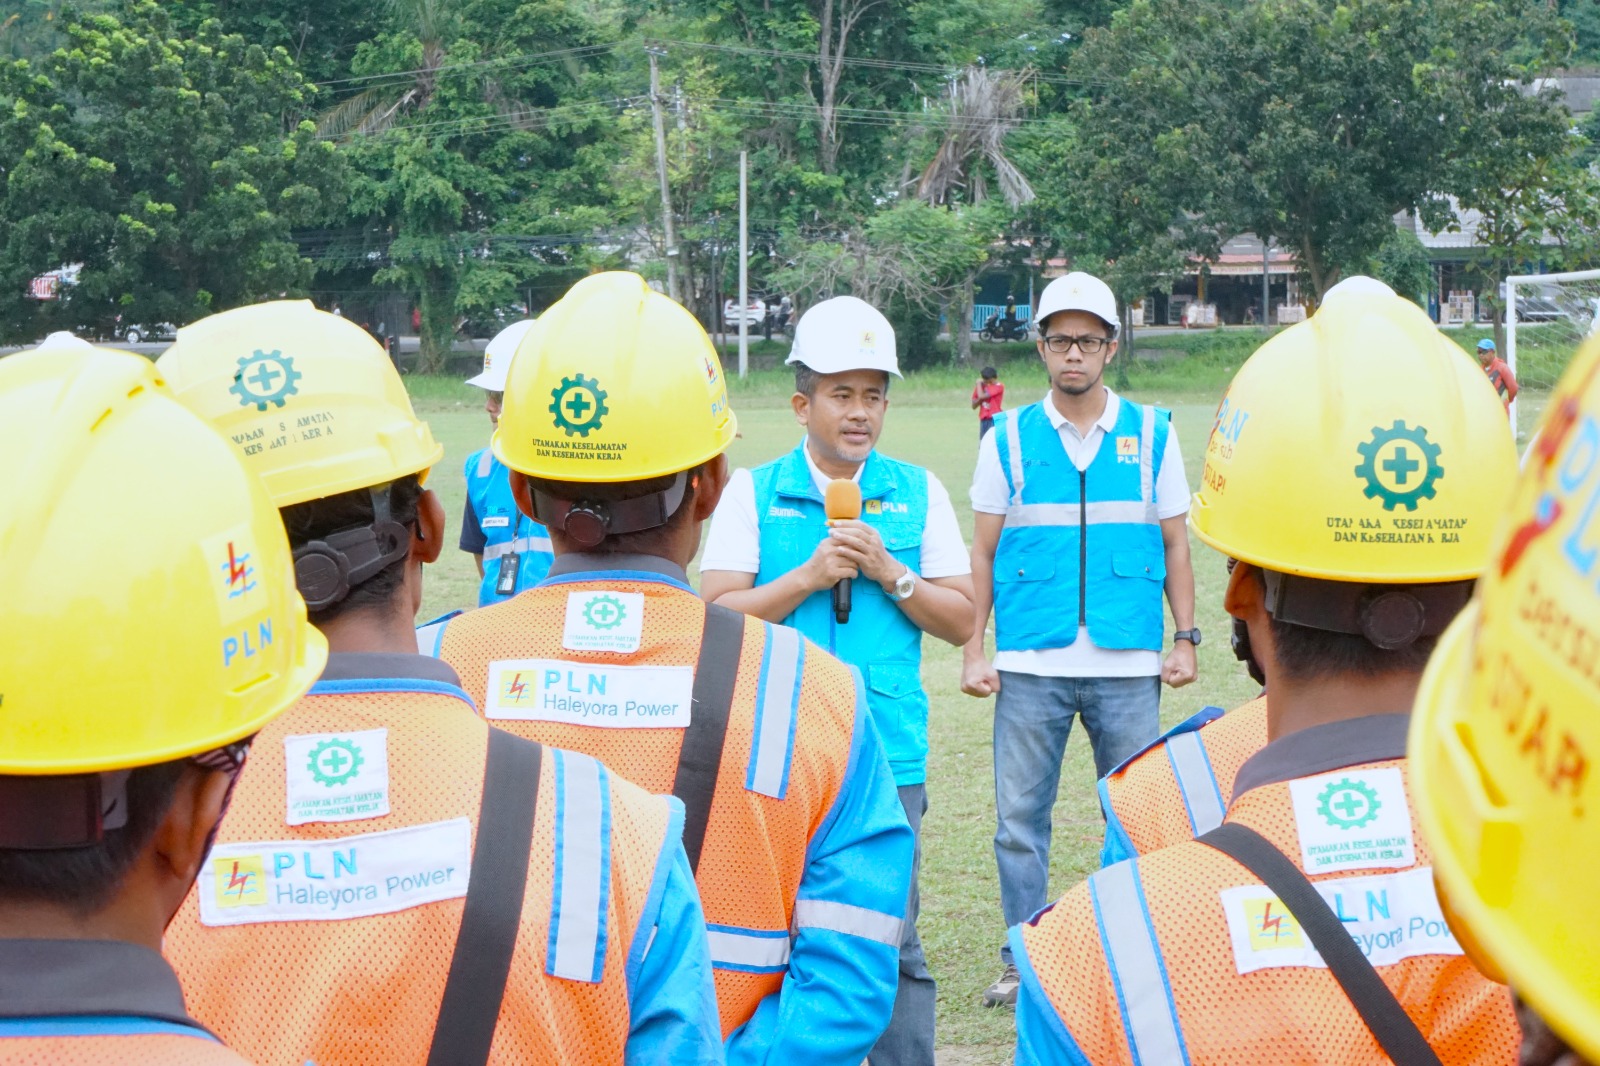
left=548, top=374, right=610, bottom=438
left=308, top=737, right=364, bottom=788
left=582, top=593, right=626, bottom=630
left=229, top=349, right=302, bottom=411
left=1354, top=420, right=1443, bottom=512
left=1316, top=777, right=1382, bottom=830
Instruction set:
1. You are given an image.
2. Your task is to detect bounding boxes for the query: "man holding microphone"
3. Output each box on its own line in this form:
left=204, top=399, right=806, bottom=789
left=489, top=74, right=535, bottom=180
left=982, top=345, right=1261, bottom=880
left=701, top=296, right=975, bottom=1066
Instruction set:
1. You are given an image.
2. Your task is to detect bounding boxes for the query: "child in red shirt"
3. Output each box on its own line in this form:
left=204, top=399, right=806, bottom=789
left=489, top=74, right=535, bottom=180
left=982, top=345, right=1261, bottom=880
left=972, top=365, right=1005, bottom=438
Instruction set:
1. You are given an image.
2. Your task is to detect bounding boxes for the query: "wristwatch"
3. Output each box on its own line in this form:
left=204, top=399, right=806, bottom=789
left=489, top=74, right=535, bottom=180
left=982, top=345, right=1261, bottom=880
left=1174, top=628, right=1202, bottom=646
left=887, top=567, right=918, bottom=602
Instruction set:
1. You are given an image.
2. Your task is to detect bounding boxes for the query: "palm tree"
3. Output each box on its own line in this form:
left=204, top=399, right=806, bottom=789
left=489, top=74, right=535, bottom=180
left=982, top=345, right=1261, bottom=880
left=916, top=66, right=1036, bottom=363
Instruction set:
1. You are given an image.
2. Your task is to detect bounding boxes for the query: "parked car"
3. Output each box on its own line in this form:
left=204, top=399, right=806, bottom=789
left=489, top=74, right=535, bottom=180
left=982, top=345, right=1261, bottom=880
left=723, top=297, right=767, bottom=330
left=115, top=320, right=178, bottom=344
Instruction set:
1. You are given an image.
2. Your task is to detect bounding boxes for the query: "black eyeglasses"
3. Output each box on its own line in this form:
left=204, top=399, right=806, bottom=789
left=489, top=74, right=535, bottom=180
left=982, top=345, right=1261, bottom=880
left=1042, top=334, right=1112, bottom=355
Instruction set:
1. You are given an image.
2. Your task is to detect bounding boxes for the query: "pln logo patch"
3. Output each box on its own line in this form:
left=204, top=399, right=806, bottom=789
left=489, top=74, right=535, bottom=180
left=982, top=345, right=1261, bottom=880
left=500, top=670, right=539, bottom=707
left=1242, top=895, right=1305, bottom=951
left=221, top=540, right=257, bottom=599
left=214, top=854, right=268, bottom=908
left=1116, top=436, right=1140, bottom=463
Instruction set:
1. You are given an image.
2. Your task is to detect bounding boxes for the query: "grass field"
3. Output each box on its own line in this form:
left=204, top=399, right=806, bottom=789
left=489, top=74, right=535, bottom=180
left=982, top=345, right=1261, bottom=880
left=407, top=341, right=1545, bottom=1063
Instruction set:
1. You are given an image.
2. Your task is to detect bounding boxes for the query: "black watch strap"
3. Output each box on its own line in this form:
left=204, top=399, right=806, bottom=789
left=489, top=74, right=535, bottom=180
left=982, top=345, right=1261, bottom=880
left=1174, top=628, right=1202, bottom=645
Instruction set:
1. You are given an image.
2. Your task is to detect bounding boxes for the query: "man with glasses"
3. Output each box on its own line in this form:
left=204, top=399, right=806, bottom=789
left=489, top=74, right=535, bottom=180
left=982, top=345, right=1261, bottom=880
left=961, top=271, right=1197, bottom=1007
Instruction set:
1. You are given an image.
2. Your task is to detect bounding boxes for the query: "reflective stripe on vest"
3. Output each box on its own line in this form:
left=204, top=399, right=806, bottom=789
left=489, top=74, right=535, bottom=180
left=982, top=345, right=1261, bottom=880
left=1165, top=730, right=1227, bottom=837
left=417, top=620, right=449, bottom=658
left=792, top=898, right=903, bottom=948
left=484, top=535, right=555, bottom=563
left=1089, top=861, right=1189, bottom=1066
left=1004, top=501, right=1153, bottom=527
left=748, top=624, right=804, bottom=799
left=0, top=1016, right=219, bottom=1041
left=476, top=448, right=494, bottom=479
left=547, top=750, right=611, bottom=983
left=1001, top=405, right=1157, bottom=525
left=707, top=926, right=791, bottom=974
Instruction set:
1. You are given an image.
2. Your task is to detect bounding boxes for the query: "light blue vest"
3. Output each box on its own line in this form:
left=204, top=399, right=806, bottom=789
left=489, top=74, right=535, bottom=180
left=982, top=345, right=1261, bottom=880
left=464, top=447, right=553, bottom=606
left=751, top=442, right=930, bottom=786
left=991, top=397, right=1169, bottom=652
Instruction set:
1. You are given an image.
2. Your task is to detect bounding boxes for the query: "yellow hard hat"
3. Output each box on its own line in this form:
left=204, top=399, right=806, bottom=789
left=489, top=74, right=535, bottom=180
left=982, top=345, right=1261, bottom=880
left=157, top=301, right=443, bottom=507
left=0, top=347, right=326, bottom=775
left=493, top=271, right=737, bottom=482
left=1191, top=282, right=1517, bottom=581
left=1411, top=336, right=1600, bottom=1063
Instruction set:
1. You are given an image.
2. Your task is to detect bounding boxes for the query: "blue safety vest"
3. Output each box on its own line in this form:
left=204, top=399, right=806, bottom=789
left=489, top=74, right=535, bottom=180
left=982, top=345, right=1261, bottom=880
left=464, top=447, right=553, bottom=606
left=990, top=398, right=1168, bottom=652
left=750, top=442, right=930, bottom=786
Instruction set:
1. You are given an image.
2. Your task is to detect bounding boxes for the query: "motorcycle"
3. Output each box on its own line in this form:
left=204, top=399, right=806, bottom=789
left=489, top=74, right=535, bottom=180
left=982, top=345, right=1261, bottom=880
left=980, top=312, right=1029, bottom=342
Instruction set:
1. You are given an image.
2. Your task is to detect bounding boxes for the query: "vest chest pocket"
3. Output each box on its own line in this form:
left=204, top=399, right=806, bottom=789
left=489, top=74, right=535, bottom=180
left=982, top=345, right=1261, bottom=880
left=995, top=552, right=1056, bottom=584
left=1110, top=549, right=1166, bottom=582
left=870, top=518, right=922, bottom=564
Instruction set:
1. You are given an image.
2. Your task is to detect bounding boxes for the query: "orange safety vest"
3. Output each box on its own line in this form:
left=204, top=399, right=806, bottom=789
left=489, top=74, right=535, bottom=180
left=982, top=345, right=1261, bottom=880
left=1100, top=697, right=1270, bottom=862
left=436, top=573, right=860, bottom=1034
left=1019, top=755, right=1518, bottom=1064
left=164, top=681, right=673, bottom=1066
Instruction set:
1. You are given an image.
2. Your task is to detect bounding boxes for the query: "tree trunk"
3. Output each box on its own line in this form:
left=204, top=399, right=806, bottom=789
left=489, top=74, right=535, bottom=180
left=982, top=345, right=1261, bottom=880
left=416, top=271, right=457, bottom=375
left=955, top=270, right=975, bottom=363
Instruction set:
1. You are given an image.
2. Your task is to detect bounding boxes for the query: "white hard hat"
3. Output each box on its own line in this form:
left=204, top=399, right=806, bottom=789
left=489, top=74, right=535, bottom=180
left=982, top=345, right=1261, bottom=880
left=1037, top=272, right=1119, bottom=334
left=466, top=318, right=534, bottom=391
left=787, top=296, right=901, bottom=378
left=36, top=331, right=93, bottom=351
left=1321, top=275, right=1396, bottom=304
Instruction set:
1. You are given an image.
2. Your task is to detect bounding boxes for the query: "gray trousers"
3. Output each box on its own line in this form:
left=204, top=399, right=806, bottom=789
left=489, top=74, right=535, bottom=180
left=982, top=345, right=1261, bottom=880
left=868, top=783, right=935, bottom=1066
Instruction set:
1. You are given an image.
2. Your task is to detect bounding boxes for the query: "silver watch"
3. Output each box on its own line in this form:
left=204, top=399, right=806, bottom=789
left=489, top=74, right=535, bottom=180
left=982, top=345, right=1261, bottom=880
left=888, top=567, right=917, bottom=602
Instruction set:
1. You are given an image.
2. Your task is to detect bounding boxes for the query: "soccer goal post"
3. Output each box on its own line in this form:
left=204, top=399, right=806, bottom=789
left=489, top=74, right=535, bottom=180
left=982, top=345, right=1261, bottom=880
left=1505, top=268, right=1600, bottom=437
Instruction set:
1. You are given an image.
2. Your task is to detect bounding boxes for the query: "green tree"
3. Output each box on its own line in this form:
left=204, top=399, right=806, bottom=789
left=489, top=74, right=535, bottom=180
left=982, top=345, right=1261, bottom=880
left=0, top=1, right=343, bottom=341
left=914, top=65, right=1036, bottom=363
left=328, top=0, right=619, bottom=370
left=773, top=199, right=990, bottom=368
left=1062, top=0, right=1570, bottom=300
left=161, top=0, right=391, bottom=85
left=1451, top=89, right=1600, bottom=347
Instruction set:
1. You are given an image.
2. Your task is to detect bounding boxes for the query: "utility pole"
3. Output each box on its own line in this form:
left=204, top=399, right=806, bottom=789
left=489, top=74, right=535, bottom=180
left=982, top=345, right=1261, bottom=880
left=738, top=151, right=749, bottom=378
left=1261, top=237, right=1270, bottom=327
left=647, top=46, right=680, bottom=302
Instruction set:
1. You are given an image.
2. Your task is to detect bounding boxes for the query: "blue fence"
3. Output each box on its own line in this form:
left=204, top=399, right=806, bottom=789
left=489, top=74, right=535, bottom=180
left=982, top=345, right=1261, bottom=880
left=971, top=304, right=1032, bottom=333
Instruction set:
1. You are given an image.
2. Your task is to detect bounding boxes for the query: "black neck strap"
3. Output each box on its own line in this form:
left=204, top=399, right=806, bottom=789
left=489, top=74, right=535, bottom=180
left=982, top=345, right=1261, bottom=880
left=529, top=471, right=689, bottom=550
left=293, top=484, right=411, bottom=612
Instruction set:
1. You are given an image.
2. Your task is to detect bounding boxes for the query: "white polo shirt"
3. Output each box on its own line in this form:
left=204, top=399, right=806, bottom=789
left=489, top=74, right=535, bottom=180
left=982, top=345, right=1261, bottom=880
left=970, top=388, right=1190, bottom=678
left=701, top=441, right=972, bottom=578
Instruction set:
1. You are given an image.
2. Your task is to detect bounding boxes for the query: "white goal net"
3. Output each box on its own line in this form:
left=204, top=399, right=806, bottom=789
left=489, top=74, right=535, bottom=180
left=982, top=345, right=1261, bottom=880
left=1506, top=268, right=1600, bottom=436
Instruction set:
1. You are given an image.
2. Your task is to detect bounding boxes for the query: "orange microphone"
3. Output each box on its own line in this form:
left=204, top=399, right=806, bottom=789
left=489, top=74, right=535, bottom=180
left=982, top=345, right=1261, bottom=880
left=824, top=479, right=863, bottom=623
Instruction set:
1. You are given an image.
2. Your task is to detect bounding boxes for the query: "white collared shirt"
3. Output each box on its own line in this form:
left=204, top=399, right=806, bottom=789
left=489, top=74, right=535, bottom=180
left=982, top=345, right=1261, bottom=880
left=969, top=387, right=1189, bottom=678
left=700, top=441, right=971, bottom=579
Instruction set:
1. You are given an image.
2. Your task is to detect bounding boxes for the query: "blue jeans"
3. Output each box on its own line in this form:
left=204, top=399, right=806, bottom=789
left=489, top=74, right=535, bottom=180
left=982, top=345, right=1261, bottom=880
left=868, top=784, right=934, bottom=1066
left=992, top=672, right=1160, bottom=963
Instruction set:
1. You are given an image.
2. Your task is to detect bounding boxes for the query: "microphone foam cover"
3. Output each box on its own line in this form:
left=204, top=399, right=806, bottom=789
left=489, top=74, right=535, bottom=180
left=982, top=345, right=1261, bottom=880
left=824, top=478, right=862, bottom=521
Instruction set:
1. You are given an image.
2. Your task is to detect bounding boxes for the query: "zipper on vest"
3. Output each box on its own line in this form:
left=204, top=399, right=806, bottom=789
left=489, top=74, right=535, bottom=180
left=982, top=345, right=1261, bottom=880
left=1078, top=468, right=1088, bottom=628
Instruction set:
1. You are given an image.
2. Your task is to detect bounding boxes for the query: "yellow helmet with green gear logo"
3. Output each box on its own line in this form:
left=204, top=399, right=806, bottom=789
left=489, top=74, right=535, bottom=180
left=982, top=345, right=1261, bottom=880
left=157, top=301, right=443, bottom=507
left=493, top=271, right=737, bottom=483
left=1411, top=335, right=1600, bottom=1064
left=0, top=347, right=326, bottom=775
left=1191, top=282, right=1517, bottom=582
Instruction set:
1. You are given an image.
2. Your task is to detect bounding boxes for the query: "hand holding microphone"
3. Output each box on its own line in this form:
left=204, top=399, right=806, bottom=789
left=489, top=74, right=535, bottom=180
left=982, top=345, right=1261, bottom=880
left=824, top=479, right=862, bottom=624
